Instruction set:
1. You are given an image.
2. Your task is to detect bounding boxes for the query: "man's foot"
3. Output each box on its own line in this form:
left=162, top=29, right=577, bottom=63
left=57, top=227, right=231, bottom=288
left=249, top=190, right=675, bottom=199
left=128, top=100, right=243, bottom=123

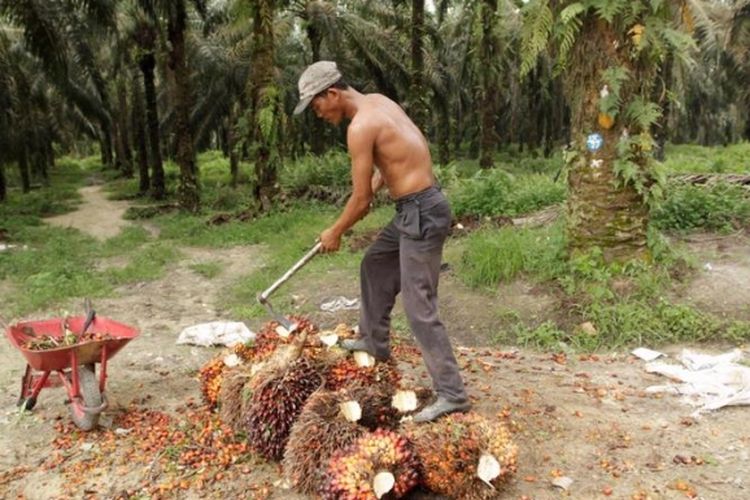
left=413, top=397, right=471, bottom=423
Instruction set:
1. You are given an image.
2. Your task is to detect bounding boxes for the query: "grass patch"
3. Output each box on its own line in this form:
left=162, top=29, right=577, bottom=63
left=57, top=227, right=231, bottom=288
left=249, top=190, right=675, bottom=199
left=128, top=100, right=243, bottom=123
left=457, top=222, right=567, bottom=288
left=661, top=142, right=750, bottom=174
left=0, top=226, right=112, bottom=315
left=448, top=169, right=565, bottom=218
left=507, top=301, right=750, bottom=351
left=652, top=181, right=750, bottom=233
left=189, top=261, right=223, bottom=279
left=224, top=204, right=391, bottom=320
left=99, top=226, right=152, bottom=256
left=105, top=242, right=180, bottom=285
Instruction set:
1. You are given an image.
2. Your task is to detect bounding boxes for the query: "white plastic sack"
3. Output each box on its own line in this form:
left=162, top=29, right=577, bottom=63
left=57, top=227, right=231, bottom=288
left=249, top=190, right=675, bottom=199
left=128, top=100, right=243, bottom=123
left=177, top=321, right=255, bottom=347
left=320, top=296, right=360, bottom=312
left=644, top=349, right=750, bottom=415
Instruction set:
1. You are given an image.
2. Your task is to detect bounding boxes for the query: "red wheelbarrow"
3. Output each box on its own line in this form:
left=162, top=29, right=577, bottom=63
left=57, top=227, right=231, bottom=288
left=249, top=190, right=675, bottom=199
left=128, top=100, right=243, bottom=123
left=6, top=309, right=138, bottom=430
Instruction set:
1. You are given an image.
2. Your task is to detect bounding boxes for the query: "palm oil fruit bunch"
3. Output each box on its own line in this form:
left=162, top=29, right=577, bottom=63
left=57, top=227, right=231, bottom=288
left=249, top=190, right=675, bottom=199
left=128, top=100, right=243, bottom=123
left=342, top=384, right=399, bottom=431
left=244, top=356, right=324, bottom=461
left=406, top=412, right=518, bottom=499
left=320, top=429, right=420, bottom=500
left=283, top=390, right=366, bottom=495
left=199, top=357, right=225, bottom=408
left=218, top=366, right=252, bottom=432
left=325, top=357, right=401, bottom=392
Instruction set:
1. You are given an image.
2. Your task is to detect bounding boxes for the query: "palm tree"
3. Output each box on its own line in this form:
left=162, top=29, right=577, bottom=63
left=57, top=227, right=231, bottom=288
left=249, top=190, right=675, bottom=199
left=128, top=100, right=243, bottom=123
left=166, top=0, right=202, bottom=212
left=521, top=0, right=696, bottom=262
left=128, top=4, right=166, bottom=199
left=247, top=0, right=284, bottom=209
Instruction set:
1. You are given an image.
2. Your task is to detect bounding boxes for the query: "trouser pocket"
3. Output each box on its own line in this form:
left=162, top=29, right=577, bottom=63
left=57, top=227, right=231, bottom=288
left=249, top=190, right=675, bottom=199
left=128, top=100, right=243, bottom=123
left=395, top=202, right=421, bottom=239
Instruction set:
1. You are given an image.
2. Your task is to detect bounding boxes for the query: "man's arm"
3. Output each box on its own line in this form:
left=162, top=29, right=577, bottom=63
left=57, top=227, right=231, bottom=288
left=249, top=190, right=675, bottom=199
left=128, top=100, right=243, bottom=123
left=371, top=168, right=385, bottom=194
left=319, top=121, right=376, bottom=252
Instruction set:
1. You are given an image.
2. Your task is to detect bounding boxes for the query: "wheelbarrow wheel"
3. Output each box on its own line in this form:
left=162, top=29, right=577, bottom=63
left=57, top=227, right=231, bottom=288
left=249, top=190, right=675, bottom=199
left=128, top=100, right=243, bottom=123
left=68, top=364, right=101, bottom=431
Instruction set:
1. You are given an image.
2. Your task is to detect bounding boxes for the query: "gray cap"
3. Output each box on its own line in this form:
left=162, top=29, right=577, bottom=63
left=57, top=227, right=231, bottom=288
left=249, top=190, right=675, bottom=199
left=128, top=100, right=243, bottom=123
left=293, top=61, right=342, bottom=115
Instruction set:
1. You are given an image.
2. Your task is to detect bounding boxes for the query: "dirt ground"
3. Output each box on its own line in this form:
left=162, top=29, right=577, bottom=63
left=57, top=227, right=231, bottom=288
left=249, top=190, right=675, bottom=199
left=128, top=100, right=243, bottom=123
left=1, top=187, right=750, bottom=500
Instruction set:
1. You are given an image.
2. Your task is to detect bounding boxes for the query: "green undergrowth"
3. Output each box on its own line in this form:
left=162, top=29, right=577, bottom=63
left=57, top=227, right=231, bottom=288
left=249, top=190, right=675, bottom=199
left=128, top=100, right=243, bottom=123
left=225, top=204, right=392, bottom=320
left=652, top=181, right=750, bottom=232
left=0, top=157, right=180, bottom=316
left=661, top=142, right=750, bottom=174
left=188, top=261, right=223, bottom=279
left=476, top=239, right=750, bottom=350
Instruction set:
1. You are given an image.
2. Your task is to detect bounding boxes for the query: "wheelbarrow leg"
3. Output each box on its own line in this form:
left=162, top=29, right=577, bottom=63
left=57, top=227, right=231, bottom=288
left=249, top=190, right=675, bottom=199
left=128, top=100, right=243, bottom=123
left=17, top=364, right=49, bottom=411
left=99, top=344, right=108, bottom=394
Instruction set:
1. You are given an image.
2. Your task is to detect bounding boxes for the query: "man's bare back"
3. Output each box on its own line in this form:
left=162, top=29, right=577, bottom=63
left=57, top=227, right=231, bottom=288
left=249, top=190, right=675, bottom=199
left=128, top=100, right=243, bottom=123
left=351, top=94, right=435, bottom=199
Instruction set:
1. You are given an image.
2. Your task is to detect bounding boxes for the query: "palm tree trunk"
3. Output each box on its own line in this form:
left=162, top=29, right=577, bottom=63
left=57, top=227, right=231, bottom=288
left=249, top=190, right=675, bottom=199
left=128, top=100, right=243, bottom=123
left=116, top=76, right=134, bottom=178
left=566, top=18, right=649, bottom=262
left=0, top=164, right=5, bottom=202
left=18, top=143, right=31, bottom=193
left=167, top=1, right=200, bottom=213
left=409, top=0, right=428, bottom=131
left=249, top=0, right=281, bottom=211
left=228, top=104, right=239, bottom=187
left=45, top=136, right=54, bottom=174
left=437, top=98, right=450, bottom=166
left=478, top=0, right=499, bottom=168
left=139, top=53, right=165, bottom=200
left=131, top=73, right=150, bottom=195
left=306, top=24, right=325, bottom=155
left=100, top=122, right=114, bottom=168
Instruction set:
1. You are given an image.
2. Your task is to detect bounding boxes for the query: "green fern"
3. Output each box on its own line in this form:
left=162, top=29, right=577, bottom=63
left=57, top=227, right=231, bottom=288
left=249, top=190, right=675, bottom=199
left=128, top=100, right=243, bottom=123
left=598, top=66, right=630, bottom=116
left=520, top=0, right=554, bottom=76
left=593, top=0, right=627, bottom=23
left=555, top=2, right=586, bottom=70
left=625, top=97, right=661, bottom=131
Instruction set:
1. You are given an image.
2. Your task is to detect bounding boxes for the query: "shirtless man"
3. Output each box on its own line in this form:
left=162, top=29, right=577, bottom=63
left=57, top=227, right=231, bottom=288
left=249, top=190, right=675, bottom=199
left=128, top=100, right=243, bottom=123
left=294, top=61, right=469, bottom=422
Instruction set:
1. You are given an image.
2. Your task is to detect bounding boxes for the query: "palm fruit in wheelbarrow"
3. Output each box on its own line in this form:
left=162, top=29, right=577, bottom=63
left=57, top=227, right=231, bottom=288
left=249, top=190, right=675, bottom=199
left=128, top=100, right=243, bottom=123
left=319, top=428, right=420, bottom=499
left=405, top=412, right=518, bottom=499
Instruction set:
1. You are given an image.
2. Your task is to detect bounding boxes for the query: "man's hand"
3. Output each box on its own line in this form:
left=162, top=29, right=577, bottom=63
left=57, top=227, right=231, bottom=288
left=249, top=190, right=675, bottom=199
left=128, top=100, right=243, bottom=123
left=320, top=227, right=341, bottom=253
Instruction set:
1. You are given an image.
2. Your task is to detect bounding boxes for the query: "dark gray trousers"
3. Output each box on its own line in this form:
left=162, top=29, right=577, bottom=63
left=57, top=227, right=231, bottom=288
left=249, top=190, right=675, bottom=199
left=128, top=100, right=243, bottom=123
left=358, top=186, right=468, bottom=403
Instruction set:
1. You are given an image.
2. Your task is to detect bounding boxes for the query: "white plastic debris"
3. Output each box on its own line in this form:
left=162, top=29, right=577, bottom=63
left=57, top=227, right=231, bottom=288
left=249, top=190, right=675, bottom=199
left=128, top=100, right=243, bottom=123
left=704, top=262, right=714, bottom=271
left=176, top=321, right=255, bottom=347
left=551, top=476, right=574, bottom=491
left=320, top=296, right=360, bottom=312
left=643, top=349, right=750, bottom=415
left=631, top=347, right=665, bottom=362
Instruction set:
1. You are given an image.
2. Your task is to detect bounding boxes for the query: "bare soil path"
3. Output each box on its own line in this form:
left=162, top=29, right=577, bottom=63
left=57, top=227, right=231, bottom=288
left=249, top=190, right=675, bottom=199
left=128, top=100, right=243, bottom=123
left=45, top=185, right=134, bottom=240
left=1, top=188, right=749, bottom=499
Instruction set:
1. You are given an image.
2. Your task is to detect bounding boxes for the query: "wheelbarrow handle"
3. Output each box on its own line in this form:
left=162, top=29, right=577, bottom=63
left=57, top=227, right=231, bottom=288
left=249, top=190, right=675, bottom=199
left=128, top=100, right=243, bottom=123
left=259, top=241, right=322, bottom=304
